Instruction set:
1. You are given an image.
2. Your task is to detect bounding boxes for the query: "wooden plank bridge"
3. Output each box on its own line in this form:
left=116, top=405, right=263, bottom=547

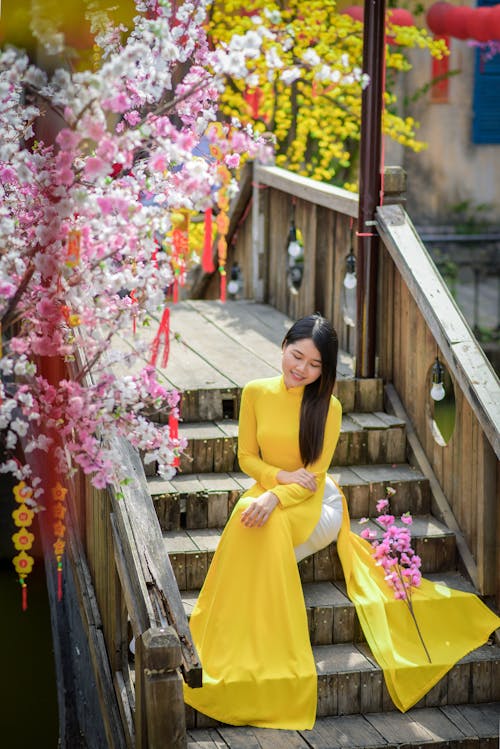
left=57, top=165, right=500, bottom=749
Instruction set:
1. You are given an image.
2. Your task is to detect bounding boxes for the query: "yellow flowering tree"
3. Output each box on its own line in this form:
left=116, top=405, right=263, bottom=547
left=209, top=0, right=447, bottom=187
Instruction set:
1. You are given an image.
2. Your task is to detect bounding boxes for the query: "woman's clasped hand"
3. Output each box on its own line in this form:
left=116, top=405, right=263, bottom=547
left=240, top=491, right=279, bottom=527
left=240, top=469, right=318, bottom=527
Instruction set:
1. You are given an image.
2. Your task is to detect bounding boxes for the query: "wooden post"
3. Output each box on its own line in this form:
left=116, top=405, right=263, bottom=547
left=252, top=163, right=266, bottom=302
left=382, top=166, right=407, bottom=207
left=137, top=627, right=187, bottom=749
left=356, top=0, right=386, bottom=378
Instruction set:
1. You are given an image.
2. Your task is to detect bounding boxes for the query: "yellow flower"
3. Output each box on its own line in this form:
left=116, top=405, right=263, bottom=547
left=51, top=482, right=68, bottom=502
left=13, top=481, right=33, bottom=504
left=13, top=551, right=35, bottom=576
left=53, top=520, right=66, bottom=538
left=53, top=502, right=67, bottom=520
left=12, top=529, right=35, bottom=551
left=53, top=538, right=66, bottom=557
left=12, top=504, right=34, bottom=527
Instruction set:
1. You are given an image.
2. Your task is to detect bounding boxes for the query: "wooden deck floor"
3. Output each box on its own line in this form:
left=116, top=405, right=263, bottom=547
left=110, top=299, right=355, bottom=390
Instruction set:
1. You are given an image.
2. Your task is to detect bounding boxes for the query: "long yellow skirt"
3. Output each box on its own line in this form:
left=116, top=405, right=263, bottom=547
left=184, top=488, right=500, bottom=727
left=336, top=492, right=500, bottom=712
left=183, top=489, right=321, bottom=729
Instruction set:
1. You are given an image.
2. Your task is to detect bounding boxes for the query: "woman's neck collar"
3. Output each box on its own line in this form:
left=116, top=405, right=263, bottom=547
left=280, top=374, right=305, bottom=396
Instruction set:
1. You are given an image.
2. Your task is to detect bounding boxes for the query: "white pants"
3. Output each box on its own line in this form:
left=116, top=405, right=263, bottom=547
left=294, top=476, right=343, bottom=563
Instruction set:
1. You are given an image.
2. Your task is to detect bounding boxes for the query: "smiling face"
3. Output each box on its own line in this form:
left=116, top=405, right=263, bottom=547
left=282, top=337, right=323, bottom=389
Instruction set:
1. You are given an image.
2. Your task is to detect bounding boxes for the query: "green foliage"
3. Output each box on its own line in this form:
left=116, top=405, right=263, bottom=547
left=209, top=0, right=448, bottom=188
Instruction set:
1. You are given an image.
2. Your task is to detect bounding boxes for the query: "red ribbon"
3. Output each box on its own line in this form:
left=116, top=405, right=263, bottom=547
left=150, top=307, right=170, bottom=368
left=202, top=208, right=215, bottom=272
left=220, top=270, right=227, bottom=303
left=169, top=410, right=180, bottom=467
left=130, top=289, right=138, bottom=334
left=22, top=582, right=28, bottom=611
left=57, top=567, right=63, bottom=602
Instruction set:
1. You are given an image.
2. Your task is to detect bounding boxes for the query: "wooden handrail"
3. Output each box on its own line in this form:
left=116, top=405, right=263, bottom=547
left=255, top=163, right=359, bottom=217
left=376, top=203, right=500, bottom=460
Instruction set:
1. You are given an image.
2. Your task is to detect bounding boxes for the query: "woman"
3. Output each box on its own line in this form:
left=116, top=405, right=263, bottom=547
left=184, top=313, right=500, bottom=727
left=183, top=313, right=341, bottom=729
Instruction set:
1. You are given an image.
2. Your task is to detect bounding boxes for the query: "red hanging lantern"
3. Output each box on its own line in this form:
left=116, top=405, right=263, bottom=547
left=469, top=6, right=494, bottom=43
left=343, top=5, right=364, bottom=22
left=447, top=6, right=475, bottom=40
left=387, top=8, right=415, bottom=27
left=427, top=2, right=453, bottom=36
left=491, top=6, right=500, bottom=40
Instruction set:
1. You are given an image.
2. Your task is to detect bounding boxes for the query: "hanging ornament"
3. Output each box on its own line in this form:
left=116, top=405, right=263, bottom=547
left=150, top=306, right=171, bottom=369
left=169, top=409, right=180, bottom=468
left=216, top=167, right=231, bottom=303
left=202, top=208, right=215, bottom=273
left=66, top=228, right=81, bottom=268
left=171, top=210, right=190, bottom=302
left=12, top=481, right=36, bottom=611
left=52, top=482, right=68, bottom=602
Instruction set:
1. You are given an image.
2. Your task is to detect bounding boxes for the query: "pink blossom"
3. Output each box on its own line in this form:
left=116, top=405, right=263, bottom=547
left=150, top=153, right=168, bottom=172
left=103, top=93, right=131, bottom=113
left=225, top=153, right=240, bottom=169
left=361, top=528, right=377, bottom=540
left=124, top=110, right=141, bottom=126
left=9, top=337, right=29, bottom=354
left=0, top=281, right=16, bottom=298
left=56, top=128, right=81, bottom=150
left=97, top=196, right=115, bottom=215
left=377, top=513, right=395, bottom=528
left=401, top=513, right=412, bottom=525
left=84, top=156, right=111, bottom=180
left=376, top=498, right=389, bottom=512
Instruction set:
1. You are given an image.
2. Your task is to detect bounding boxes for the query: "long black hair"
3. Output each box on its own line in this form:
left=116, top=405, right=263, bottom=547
left=282, top=314, right=338, bottom=466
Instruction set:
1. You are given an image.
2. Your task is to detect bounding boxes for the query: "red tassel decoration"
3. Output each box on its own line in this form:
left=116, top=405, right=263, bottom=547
left=22, top=581, right=28, bottom=611
left=150, top=307, right=170, bottom=368
left=130, top=289, right=138, bottom=334
left=152, top=238, right=159, bottom=269
left=202, top=208, right=215, bottom=272
left=220, top=269, right=227, bottom=303
left=57, top=564, right=63, bottom=601
left=169, top=410, right=180, bottom=467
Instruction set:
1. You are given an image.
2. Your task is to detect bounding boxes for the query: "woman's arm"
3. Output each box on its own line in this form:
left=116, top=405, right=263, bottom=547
left=271, top=398, right=342, bottom=508
left=237, top=383, right=282, bottom=489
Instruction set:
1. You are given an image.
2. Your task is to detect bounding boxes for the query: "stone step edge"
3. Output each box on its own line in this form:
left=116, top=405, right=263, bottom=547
left=165, top=516, right=458, bottom=589
left=149, top=378, right=386, bottom=423
left=176, top=411, right=406, bottom=438
left=180, top=573, right=478, bottom=646
left=148, top=464, right=428, bottom=496
left=163, top=513, right=456, bottom=553
left=186, top=701, right=500, bottom=745
left=185, top=642, right=500, bottom=725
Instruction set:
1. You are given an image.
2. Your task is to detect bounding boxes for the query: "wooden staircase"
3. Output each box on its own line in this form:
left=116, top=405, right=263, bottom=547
left=140, top=300, right=499, bottom=748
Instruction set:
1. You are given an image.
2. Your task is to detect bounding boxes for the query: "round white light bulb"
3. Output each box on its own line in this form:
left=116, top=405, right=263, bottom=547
left=227, top=279, right=240, bottom=295
left=287, top=240, right=302, bottom=258
left=430, top=382, right=446, bottom=401
left=343, top=272, right=357, bottom=290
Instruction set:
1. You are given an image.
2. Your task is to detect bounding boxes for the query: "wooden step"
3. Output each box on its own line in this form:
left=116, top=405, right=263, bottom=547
left=164, top=515, right=457, bottom=591
left=149, top=413, right=407, bottom=476
left=185, top=642, right=500, bottom=727
left=187, top=702, right=500, bottom=747
left=181, top=572, right=475, bottom=647
left=171, top=376, right=384, bottom=422
left=149, top=464, right=431, bottom=531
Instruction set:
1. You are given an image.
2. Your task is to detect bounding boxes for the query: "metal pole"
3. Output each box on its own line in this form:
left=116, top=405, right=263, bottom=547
left=356, top=0, right=386, bottom=378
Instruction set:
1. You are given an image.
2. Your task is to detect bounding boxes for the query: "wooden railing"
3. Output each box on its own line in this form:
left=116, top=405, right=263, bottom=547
left=64, top=360, right=201, bottom=748
left=211, top=163, right=500, bottom=603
